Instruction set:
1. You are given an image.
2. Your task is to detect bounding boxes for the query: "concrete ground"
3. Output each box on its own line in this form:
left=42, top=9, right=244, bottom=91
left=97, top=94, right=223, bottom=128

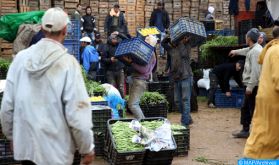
left=93, top=101, right=246, bottom=165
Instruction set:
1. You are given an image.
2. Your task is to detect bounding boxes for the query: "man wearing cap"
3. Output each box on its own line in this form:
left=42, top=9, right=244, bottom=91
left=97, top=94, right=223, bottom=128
left=207, top=61, right=244, bottom=108
left=105, top=4, right=128, bottom=37
left=80, top=36, right=99, bottom=81
left=103, top=32, right=125, bottom=97
left=243, top=20, right=279, bottom=159
left=0, top=8, right=95, bottom=165
left=229, top=28, right=262, bottom=138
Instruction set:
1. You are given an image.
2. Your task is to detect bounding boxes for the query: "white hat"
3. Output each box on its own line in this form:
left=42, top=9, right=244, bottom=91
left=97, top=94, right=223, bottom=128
left=208, top=6, right=215, bottom=14
left=42, top=7, right=69, bottom=32
left=80, top=36, right=92, bottom=43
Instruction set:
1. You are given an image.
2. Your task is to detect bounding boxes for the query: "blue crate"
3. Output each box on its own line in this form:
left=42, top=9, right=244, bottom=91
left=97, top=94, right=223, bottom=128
left=215, top=89, right=244, bottom=108
left=91, top=101, right=108, bottom=106
left=170, top=17, right=207, bottom=46
left=115, top=37, right=155, bottom=66
left=63, top=40, right=80, bottom=61
left=65, top=19, right=81, bottom=41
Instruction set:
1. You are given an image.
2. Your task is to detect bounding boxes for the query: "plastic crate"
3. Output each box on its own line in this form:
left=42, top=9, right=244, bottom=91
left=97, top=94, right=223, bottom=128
left=157, top=75, right=169, bottom=82
left=215, top=89, right=244, bottom=108
left=170, top=17, right=207, bottom=46
left=140, top=118, right=177, bottom=165
left=107, top=119, right=146, bottom=165
left=137, top=27, right=161, bottom=41
left=0, top=70, right=7, bottom=80
left=147, top=81, right=170, bottom=97
left=141, top=103, right=168, bottom=118
left=94, top=132, right=105, bottom=156
left=92, top=105, right=112, bottom=133
left=201, top=20, right=215, bottom=31
left=0, top=139, right=20, bottom=165
left=198, top=88, right=208, bottom=97
left=115, top=37, right=155, bottom=66
left=172, top=126, right=190, bottom=156
left=65, top=20, right=81, bottom=41
left=63, top=40, right=80, bottom=61
left=91, top=101, right=108, bottom=106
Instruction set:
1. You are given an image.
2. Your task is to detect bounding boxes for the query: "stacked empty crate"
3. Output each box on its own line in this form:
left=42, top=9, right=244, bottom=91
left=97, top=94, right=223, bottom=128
left=215, top=88, right=244, bottom=108
left=171, top=125, right=190, bottom=156
left=91, top=105, right=112, bottom=156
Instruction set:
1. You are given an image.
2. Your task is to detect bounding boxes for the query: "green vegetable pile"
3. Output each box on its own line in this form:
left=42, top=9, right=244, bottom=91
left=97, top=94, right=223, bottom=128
left=200, top=36, right=238, bottom=62
left=171, top=124, right=187, bottom=135
left=111, top=121, right=145, bottom=152
left=141, top=120, right=164, bottom=130
left=81, top=66, right=106, bottom=96
left=0, top=58, right=11, bottom=72
left=110, top=120, right=165, bottom=152
left=125, top=92, right=168, bottom=106
left=141, top=92, right=168, bottom=106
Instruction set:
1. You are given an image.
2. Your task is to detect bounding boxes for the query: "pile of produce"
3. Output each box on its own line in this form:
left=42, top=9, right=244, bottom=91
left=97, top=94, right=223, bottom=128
left=90, top=96, right=105, bottom=102
left=138, top=27, right=160, bottom=36
left=111, top=121, right=145, bottom=152
left=81, top=66, right=106, bottom=96
left=0, top=58, right=11, bottom=72
left=140, top=92, right=168, bottom=106
left=171, top=124, right=187, bottom=135
left=200, top=36, right=238, bottom=62
left=110, top=120, right=165, bottom=152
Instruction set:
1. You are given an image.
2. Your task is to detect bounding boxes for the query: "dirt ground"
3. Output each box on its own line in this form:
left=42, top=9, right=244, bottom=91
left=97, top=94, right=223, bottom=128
left=93, top=101, right=246, bottom=165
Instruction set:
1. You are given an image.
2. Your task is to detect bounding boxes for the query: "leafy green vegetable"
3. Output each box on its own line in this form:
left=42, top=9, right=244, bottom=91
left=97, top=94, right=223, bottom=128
left=111, top=121, right=145, bottom=152
left=140, top=92, right=168, bottom=106
left=110, top=120, right=165, bottom=152
left=81, top=66, right=106, bottom=96
left=200, top=36, right=238, bottom=62
left=0, top=58, right=11, bottom=72
left=171, top=124, right=188, bottom=135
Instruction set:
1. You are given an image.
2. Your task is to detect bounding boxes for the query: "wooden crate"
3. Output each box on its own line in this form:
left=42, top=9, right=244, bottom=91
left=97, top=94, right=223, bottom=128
left=99, top=8, right=108, bottom=15
left=65, top=2, right=78, bottom=9
left=146, top=0, right=156, bottom=6
left=191, top=1, right=200, bottom=8
left=99, top=2, right=109, bottom=8
left=145, top=5, right=154, bottom=12
left=127, top=0, right=136, bottom=6
left=90, top=1, right=99, bottom=7
left=126, top=5, right=136, bottom=11
left=173, top=1, right=182, bottom=9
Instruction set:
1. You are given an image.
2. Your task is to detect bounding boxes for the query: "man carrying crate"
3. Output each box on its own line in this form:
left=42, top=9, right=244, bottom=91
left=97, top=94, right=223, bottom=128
left=162, top=35, right=193, bottom=126
left=122, top=35, right=157, bottom=119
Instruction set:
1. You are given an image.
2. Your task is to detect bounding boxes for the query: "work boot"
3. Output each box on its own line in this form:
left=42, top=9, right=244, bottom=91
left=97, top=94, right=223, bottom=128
left=232, top=129, right=250, bottom=138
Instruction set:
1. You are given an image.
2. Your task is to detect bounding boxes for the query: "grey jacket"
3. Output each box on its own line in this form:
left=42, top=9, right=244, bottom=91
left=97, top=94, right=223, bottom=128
left=162, top=38, right=193, bottom=81
left=0, top=38, right=94, bottom=165
left=235, top=43, right=262, bottom=91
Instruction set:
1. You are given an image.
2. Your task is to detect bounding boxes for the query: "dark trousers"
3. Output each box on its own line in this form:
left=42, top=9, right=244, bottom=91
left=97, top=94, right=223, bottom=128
left=106, top=70, right=125, bottom=97
left=240, top=86, right=258, bottom=129
left=208, top=72, right=218, bottom=105
left=21, top=161, right=36, bottom=165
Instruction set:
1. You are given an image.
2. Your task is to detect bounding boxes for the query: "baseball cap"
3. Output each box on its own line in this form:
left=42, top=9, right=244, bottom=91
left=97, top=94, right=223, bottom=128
left=42, top=7, right=69, bottom=33
left=95, top=32, right=101, bottom=39
left=80, top=36, right=92, bottom=43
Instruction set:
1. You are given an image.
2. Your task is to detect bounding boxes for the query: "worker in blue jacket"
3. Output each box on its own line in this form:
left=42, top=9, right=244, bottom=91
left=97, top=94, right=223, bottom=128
left=80, top=36, right=99, bottom=80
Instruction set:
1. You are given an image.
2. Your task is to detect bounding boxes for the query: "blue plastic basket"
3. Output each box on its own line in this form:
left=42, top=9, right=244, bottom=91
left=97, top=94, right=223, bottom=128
left=215, top=89, right=244, bottom=108
left=170, top=17, right=207, bottom=46
left=91, top=101, right=108, bottom=106
left=115, top=37, right=155, bottom=66
left=65, top=19, right=81, bottom=41
left=63, top=40, right=80, bottom=61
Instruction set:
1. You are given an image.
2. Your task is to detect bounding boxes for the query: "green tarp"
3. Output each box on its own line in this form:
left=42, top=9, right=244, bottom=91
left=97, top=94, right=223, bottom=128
left=0, top=11, right=45, bottom=42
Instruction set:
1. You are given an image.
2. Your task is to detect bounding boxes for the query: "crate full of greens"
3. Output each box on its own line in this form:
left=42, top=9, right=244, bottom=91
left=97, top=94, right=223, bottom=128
left=107, top=119, right=146, bottom=165
left=0, top=58, right=11, bottom=79
left=140, top=92, right=168, bottom=118
left=171, top=124, right=190, bottom=156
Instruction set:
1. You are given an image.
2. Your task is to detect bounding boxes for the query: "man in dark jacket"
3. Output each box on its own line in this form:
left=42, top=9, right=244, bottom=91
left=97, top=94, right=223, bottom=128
left=82, top=6, right=97, bottom=41
left=150, top=2, right=170, bottom=56
left=207, top=61, right=244, bottom=108
left=102, top=32, right=125, bottom=97
left=162, top=36, right=193, bottom=126
left=105, top=4, right=128, bottom=37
